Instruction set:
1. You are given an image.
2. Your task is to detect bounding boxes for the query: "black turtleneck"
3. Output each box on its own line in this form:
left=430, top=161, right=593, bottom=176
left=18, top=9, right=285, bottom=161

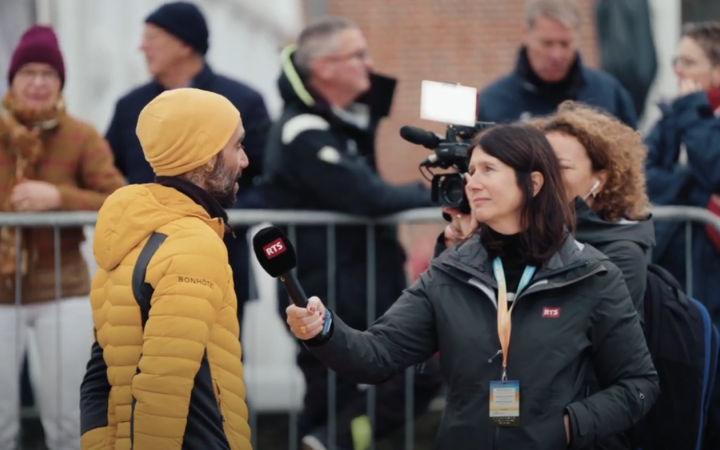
left=155, top=176, right=231, bottom=233
left=482, top=227, right=528, bottom=294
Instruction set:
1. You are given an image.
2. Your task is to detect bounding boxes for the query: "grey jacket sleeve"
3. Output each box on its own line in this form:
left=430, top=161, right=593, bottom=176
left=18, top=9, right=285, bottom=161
left=565, top=264, right=659, bottom=449
left=599, top=240, right=648, bottom=326
left=304, top=270, right=439, bottom=384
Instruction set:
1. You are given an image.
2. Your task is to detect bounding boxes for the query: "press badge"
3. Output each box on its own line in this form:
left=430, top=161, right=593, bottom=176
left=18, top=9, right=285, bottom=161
left=489, top=380, right=520, bottom=426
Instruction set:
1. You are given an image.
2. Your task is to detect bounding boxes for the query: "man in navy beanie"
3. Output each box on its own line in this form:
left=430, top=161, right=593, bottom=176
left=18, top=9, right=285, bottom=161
left=106, top=1, right=271, bottom=338
left=144, top=1, right=209, bottom=56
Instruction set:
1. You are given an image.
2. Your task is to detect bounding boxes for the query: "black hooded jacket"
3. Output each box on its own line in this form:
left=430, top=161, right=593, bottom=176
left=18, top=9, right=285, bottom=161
left=572, top=197, right=655, bottom=323
left=307, top=232, right=659, bottom=449
left=434, top=198, right=655, bottom=321
left=261, top=47, right=434, bottom=326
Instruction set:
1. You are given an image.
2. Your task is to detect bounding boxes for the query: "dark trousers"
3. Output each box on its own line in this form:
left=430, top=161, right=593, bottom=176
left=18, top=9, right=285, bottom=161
left=296, top=347, right=442, bottom=449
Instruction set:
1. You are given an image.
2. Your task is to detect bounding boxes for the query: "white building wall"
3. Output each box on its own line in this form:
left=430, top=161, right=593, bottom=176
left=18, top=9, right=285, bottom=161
left=51, top=0, right=303, bottom=132
left=639, top=0, right=682, bottom=134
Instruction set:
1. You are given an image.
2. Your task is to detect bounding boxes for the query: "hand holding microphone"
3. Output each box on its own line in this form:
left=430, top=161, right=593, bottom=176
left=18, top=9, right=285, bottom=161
left=252, top=226, right=332, bottom=340
left=286, top=297, right=326, bottom=340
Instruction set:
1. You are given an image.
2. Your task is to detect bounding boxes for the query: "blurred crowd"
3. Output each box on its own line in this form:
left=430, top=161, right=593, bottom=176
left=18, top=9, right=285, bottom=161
left=1, top=0, right=720, bottom=449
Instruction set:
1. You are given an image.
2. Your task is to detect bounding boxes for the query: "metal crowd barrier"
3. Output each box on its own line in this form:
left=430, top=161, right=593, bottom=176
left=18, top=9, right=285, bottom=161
left=1, top=205, right=719, bottom=450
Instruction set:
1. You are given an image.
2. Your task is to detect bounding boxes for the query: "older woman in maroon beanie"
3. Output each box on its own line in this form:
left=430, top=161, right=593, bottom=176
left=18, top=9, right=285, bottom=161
left=0, top=24, right=124, bottom=450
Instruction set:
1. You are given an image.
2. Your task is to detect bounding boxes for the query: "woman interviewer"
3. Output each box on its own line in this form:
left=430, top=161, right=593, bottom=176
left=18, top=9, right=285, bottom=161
left=285, top=124, right=659, bottom=449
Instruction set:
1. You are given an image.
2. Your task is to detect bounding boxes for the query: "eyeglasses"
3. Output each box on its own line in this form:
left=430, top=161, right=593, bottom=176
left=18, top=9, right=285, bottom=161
left=15, top=68, right=60, bottom=83
left=324, top=48, right=370, bottom=63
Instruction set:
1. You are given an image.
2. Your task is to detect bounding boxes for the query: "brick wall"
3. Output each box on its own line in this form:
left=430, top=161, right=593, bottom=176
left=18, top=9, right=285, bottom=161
left=301, top=0, right=600, bottom=265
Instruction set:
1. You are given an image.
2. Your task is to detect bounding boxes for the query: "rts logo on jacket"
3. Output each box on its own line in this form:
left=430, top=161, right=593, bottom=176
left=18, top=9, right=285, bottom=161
left=541, top=307, right=560, bottom=318
left=263, top=238, right=286, bottom=259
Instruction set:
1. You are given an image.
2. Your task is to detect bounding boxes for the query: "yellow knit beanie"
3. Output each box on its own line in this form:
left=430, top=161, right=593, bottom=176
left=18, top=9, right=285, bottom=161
left=136, top=87, right=240, bottom=177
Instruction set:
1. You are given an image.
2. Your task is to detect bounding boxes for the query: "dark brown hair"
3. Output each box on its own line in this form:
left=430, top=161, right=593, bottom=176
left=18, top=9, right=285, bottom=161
left=682, top=21, right=720, bottom=66
left=469, top=124, right=574, bottom=265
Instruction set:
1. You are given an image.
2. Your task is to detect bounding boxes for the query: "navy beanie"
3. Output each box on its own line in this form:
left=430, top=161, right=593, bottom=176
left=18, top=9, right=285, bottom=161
left=145, top=2, right=209, bottom=55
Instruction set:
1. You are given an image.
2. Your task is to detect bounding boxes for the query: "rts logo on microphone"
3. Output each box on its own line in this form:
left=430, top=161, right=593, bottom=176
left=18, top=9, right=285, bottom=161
left=263, top=238, right=286, bottom=259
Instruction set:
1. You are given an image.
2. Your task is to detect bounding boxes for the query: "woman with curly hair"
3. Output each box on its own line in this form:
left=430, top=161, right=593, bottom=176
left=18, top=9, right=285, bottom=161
left=538, top=101, right=655, bottom=319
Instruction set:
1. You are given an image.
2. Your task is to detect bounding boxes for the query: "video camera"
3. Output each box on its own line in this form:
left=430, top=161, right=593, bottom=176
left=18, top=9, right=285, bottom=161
left=399, top=81, right=496, bottom=215
left=400, top=123, right=494, bottom=214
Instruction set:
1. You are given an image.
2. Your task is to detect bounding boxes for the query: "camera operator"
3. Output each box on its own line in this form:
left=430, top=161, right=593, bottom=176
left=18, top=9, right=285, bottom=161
left=261, top=16, right=442, bottom=450
left=435, top=205, right=476, bottom=255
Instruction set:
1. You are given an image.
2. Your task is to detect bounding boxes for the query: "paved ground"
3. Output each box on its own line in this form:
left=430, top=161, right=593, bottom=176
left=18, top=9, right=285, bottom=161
left=18, top=410, right=442, bottom=450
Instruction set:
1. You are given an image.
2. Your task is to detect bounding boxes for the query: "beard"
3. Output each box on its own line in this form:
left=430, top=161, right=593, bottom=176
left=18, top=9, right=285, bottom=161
left=205, top=157, right=240, bottom=208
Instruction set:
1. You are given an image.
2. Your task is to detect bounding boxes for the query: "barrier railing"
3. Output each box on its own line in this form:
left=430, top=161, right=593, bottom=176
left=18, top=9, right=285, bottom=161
left=1, top=205, right=718, bottom=450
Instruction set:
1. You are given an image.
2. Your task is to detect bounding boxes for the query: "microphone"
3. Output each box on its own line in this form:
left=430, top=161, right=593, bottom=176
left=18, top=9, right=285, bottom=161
left=252, top=226, right=308, bottom=308
left=400, top=125, right=442, bottom=149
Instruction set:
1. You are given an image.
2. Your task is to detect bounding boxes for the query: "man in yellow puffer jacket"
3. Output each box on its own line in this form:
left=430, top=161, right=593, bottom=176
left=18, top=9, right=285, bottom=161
left=79, top=88, right=251, bottom=450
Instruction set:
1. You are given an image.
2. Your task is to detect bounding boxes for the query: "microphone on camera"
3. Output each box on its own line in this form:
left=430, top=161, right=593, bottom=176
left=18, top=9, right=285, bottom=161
left=252, top=226, right=308, bottom=308
left=400, top=126, right=442, bottom=149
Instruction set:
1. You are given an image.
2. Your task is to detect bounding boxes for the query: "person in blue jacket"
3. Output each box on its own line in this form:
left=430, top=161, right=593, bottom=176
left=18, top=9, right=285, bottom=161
left=477, top=0, right=636, bottom=128
left=104, top=2, right=272, bottom=329
left=644, top=21, right=720, bottom=449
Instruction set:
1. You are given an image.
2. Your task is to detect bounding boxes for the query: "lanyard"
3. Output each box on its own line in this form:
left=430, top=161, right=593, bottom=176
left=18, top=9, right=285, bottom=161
left=492, top=257, right=536, bottom=381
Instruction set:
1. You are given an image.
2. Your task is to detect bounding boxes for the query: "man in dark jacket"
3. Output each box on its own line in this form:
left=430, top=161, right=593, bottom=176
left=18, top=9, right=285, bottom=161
left=477, top=0, right=637, bottom=128
left=261, top=16, right=442, bottom=450
left=104, top=1, right=271, bottom=327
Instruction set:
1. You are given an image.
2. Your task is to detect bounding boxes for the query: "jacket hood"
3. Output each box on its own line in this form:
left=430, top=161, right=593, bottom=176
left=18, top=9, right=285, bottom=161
left=278, top=45, right=316, bottom=108
left=93, top=184, right=224, bottom=271
left=573, top=197, right=655, bottom=250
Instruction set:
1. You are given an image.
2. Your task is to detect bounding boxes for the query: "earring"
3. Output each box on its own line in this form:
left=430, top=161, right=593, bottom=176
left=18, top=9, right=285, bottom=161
left=206, top=164, right=214, bottom=172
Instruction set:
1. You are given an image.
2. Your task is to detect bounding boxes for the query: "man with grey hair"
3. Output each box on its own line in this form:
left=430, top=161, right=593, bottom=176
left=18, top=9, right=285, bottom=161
left=261, top=15, right=443, bottom=450
left=477, top=0, right=637, bottom=128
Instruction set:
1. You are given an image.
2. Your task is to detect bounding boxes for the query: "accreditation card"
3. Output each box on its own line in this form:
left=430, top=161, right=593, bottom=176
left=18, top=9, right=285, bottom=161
left=489, top=380, right=520, bottom=426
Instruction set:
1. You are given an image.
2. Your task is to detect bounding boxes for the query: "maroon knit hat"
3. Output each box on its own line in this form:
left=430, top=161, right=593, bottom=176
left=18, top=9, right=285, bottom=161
left=7, top=25, right=65, bottom=87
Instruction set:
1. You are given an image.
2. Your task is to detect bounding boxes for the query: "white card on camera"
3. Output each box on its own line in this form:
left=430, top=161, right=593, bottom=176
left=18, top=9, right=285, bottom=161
left=420, top=80, right=478, bottom=127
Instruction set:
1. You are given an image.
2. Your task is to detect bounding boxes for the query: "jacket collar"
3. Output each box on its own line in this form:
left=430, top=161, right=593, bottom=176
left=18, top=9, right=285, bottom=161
left=514, top=46, right=586, bottom=99
left=154, top=176, right=229, bottom=236
left=152, top=63, right=215, bottom=94
left=434, top=231, right=597, bottom=289
left=573, top=197, right=655, bottom=249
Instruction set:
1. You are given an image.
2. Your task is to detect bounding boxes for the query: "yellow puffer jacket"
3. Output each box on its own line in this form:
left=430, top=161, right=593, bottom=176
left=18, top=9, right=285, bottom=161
left=79, top=184, right=251, bottom=450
